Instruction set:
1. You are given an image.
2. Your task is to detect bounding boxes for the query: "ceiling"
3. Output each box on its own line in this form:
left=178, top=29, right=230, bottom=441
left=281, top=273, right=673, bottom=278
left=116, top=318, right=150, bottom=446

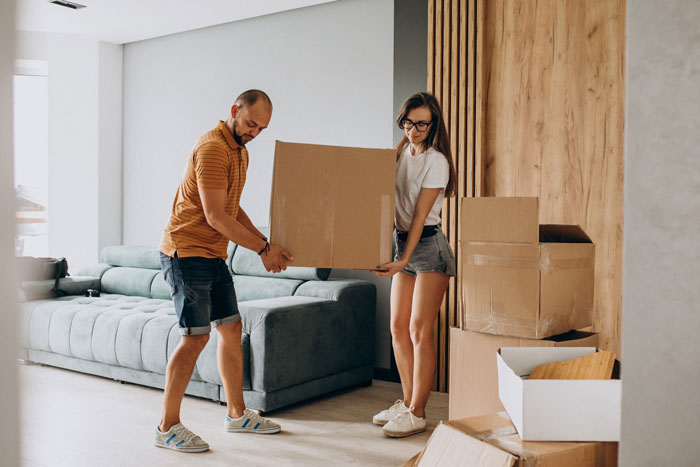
left=15, top=0, right=337, bottom=44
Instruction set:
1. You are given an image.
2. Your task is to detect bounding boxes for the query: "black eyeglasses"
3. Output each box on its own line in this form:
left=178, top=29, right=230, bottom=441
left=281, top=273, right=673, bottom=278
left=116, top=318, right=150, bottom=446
left=399, top=119, right=432, bottom=132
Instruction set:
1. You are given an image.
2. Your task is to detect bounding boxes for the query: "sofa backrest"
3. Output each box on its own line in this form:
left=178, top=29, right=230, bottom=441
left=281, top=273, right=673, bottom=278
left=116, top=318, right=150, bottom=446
left=95, top=242, right=330, bottom=300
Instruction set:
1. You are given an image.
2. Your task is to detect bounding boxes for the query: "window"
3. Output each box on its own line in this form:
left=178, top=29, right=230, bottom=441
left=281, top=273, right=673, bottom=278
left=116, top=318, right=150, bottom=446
left=13, top=64, right=49, bottom=257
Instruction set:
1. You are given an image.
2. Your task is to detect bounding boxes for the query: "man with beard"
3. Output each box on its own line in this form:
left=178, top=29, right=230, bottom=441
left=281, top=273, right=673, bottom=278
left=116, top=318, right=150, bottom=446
left=154, top=90, right=292, bottom=453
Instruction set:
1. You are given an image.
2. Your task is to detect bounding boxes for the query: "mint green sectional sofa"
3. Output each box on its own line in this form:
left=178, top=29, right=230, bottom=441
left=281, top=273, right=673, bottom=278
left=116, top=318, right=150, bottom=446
left=18, top=243, right=376, bottom=413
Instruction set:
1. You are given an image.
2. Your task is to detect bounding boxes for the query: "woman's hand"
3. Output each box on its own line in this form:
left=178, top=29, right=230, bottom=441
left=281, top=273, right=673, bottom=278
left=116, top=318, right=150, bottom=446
left=372, top=260, right=408, bottom=277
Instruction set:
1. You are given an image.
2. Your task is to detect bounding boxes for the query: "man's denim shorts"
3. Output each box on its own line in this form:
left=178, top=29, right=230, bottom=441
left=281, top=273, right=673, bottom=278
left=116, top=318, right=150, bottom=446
left=159, top=252, right=241, bottom=336
left=393, top=227, right=457, bottom=277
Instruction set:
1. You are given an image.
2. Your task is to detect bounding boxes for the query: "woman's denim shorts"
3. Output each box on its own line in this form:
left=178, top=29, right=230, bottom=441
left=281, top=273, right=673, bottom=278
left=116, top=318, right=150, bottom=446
left=393, top=227, right=456, bottom=277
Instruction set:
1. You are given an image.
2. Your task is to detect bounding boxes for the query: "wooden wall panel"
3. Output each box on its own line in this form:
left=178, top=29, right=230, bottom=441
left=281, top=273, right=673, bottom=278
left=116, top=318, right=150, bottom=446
left=428, top=0, right=625, bottom=392
left=479, top=0, right=626, bottom=355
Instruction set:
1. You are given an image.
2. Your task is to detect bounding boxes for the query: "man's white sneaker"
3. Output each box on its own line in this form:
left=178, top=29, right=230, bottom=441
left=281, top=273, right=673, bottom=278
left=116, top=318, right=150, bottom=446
left=382, top=410, right=427, bottom=438
left=153, top=423, right=209, bottom=453
left=372, top=399, right=410, bottom=426
left=224, top=408, right=281, bottom=434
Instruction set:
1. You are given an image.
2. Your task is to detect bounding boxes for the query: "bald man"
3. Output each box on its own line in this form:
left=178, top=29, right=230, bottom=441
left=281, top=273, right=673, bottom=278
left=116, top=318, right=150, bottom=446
left=155, top=90, right=293, bottom=453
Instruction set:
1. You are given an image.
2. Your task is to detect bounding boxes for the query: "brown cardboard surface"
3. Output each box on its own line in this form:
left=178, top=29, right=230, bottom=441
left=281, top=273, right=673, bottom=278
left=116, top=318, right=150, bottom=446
left=418, top=413, right=617, bottom=467
left=460, top=197, right=595, bottom=339
left=462, top=197, right=539, bottom=243
left=449, top=327, right=598, bottom=420
left=269, top=141, right=395, bottom=269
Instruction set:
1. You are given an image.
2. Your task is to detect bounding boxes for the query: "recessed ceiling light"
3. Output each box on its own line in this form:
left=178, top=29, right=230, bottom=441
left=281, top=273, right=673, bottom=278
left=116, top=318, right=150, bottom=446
left=48, top=0, right=87, bottom=10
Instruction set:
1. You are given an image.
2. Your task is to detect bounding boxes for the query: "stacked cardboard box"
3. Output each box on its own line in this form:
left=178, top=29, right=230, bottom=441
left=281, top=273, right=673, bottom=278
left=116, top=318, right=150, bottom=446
left=450, top=197, right=597, bottom=420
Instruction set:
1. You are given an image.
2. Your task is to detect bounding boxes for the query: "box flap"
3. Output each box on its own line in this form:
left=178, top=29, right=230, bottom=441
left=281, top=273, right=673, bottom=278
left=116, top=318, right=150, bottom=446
left=418, top=422, right=517, bottom=467
left=539, top=225, right=592, bottom=243
left=462, top=197, right=539, bottom=243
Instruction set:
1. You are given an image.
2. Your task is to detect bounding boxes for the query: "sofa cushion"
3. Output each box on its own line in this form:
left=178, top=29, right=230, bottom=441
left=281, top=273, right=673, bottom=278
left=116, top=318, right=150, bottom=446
left=230, top=243, right=331, bottom=281
left=232, top=275, right=304, bottom=302
left=20, top=276, right=101, bottom=301
left=101, top=245, right=161, bottom=270
left=101, top=267, right=159, bottom=298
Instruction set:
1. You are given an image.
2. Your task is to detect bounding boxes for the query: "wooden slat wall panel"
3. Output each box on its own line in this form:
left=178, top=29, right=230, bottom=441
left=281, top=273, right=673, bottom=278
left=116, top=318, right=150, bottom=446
left=427, top=0, right=625, bottom=392
left=479, top=0, right=626, bottom=356
left=428, top=0, right=475, bottom=392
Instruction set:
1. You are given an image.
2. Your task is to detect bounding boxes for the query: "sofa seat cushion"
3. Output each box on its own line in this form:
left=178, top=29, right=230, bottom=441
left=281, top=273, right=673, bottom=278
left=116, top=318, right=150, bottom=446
left=19, top=294, right=253, bottom=387
left=232, top=275, right=304, bottom=302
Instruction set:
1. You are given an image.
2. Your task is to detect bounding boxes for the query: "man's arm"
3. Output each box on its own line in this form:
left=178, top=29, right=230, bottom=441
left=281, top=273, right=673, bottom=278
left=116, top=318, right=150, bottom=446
left=236, top=208, right=266, bottom=241
left=199, top=187, right=293, bottom=272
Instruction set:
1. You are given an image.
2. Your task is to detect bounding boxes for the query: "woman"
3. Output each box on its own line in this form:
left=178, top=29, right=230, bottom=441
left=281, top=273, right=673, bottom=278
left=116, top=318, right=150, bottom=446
left=372, top=92, right=457, bottom=438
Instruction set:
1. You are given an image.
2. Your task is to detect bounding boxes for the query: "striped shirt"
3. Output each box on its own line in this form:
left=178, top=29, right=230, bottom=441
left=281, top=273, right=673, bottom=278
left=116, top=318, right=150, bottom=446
left=160, top=120, right=249, bottom=259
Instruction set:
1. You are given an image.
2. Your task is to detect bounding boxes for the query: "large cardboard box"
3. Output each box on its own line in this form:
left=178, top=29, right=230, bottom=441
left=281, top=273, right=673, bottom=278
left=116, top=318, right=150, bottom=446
left=497, top=347, right=621, bottom=441
left=407, top=412, right=618, bottom=466
left=268, top=141, right=395, bottom=269
left=461, top=197, right=595, bottom=338
left=449, top=327, right=598, bottom=420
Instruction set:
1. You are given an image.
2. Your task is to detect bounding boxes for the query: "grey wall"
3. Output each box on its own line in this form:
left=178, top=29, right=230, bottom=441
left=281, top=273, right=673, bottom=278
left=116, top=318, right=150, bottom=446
left=1, top=1, right=19, bottom=464
left=393, top=0, right=428, bottom=145
left=621, top=1, right=700, bottom=465
left=122, top=0, right=397, bottom=368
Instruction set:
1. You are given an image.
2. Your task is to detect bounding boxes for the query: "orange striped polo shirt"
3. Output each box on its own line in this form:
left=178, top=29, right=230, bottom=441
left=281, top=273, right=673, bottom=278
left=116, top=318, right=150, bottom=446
left=160, top=120, right=249, bottom=259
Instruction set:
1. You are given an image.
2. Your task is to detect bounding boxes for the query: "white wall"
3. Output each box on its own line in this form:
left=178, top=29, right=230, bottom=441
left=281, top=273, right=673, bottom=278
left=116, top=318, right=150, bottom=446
left=621, top=1, right=700, bottom=465
left=123, top=0, right=395, bottom=368
left=15, top=32, right=122, bottom=270
left=1, top=0, right=19, bottom=464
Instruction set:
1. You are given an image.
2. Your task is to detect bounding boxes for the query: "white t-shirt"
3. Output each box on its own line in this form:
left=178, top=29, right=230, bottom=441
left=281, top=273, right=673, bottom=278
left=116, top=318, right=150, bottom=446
left=394, top=144, right=450, bottom=231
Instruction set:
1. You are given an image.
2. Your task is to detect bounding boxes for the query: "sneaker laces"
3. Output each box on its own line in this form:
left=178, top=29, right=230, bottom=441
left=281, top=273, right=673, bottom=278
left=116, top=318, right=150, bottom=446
left=244, top=409, right=266, bottom=425
left=388, top=399, right=405, bottom=412
left=172, top=424, right=200, bottom=443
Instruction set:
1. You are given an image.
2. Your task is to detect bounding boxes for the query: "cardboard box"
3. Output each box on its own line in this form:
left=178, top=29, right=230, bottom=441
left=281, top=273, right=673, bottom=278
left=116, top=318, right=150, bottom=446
left=269, top=141, right=395, bottom=269
left=497, top=347, right=621, bottom=441
left=449, top=327, right=598, bottom=420
left=461, top=197, right=595, bottom=338
left=409, top=412, right=617, bottom=466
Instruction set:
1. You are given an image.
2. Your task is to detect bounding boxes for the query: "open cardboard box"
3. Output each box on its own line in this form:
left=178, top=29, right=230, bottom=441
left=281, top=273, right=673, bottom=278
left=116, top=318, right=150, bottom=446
left=461, top=197, right=595, bottom=339
left=497, top=347, right=621, bottom=442
left=404, top=412, right=617, bottom=466
left=268, top=141, right=395, bottom=269
left=449, top=327, right=598, bottom=419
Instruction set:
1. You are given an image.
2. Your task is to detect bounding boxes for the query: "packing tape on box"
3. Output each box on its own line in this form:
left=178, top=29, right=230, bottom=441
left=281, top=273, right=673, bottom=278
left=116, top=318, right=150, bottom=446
left=469, top=253, right=592, bottom=272
left=541, top=255, right=593, bottom=273
left=468, top=253, right=540, bottom=269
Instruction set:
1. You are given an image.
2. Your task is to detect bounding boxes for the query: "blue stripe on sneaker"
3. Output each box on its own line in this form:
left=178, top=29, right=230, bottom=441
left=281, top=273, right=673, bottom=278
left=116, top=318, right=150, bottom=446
left=242, top=418, right=250, bottom=428
left=166, top=434, right=176, bottom=444
left=176, top=440, right=184, bottom=447
left=226, top=416, right=232, bottom=421
left=254, top=423, right=260, bottom=430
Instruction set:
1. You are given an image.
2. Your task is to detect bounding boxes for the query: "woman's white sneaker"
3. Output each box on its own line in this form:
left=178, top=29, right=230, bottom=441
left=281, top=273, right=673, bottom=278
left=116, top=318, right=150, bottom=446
left=224, top=408, right=281, bottom=434
left=382, top=410, right=427, bottom=438
left=372, top=399, right=410, bottom=426
left=153, top=423, right=209, bottom=453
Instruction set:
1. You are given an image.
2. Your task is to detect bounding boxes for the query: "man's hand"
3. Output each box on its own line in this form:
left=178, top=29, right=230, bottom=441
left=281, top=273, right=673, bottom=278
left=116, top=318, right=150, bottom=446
left=372, top=260, right=407, bottom=277
left=261, top=244, right=294, bottom=273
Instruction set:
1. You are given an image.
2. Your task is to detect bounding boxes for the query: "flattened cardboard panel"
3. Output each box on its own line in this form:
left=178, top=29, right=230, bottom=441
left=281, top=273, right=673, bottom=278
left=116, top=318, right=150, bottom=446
left=461, top=197, right=539, bottom=243
left=417, top=423, right=516, bottom=467
left=462, top=243, right=540, bottom=338
left=449, top=327, right=598, bottom=420
left=269, top=141, right=395, bottom=269
left=540, top=243, right=595, bottom=335
left=333, top=146, right=395, bottom=268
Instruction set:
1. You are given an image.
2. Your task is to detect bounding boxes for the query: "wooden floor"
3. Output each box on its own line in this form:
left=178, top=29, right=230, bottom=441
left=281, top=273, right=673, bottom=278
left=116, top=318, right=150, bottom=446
left=18, top=363, right=447, bottom=467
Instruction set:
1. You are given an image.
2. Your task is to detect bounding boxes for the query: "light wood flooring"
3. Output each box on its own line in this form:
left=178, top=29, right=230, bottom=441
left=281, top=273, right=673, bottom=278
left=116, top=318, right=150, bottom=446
left=18, top=363, right=447, bottom=466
